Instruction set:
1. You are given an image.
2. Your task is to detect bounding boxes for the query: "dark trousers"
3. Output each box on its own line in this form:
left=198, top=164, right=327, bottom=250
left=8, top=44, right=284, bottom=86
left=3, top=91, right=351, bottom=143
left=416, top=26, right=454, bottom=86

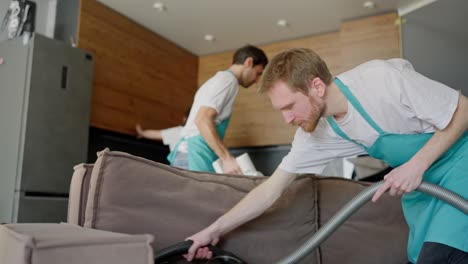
left=414, top=242, right=468, bottom=264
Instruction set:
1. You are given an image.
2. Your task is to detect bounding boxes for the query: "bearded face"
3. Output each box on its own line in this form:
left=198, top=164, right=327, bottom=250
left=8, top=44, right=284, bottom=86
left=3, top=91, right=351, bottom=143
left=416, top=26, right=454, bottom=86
left=239, top=65, right=264, bottom=88
left=268, top=81, right=326, bottom=133
left=299, top=94, right=325, bottom=132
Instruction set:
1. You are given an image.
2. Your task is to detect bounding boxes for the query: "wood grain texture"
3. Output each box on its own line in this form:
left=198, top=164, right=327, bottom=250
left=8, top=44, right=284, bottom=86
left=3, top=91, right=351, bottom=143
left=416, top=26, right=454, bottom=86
left=199, top=12, right=401, bottom=148
left=77, top=4, right=400, bottom=148
left=340, top=12, right=401, bottom=70
left=77, top=0, right=198, bottom=135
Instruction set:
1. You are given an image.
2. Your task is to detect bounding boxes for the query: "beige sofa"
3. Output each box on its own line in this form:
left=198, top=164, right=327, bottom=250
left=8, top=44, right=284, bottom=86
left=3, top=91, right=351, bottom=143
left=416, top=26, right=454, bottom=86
left=0, top=223, right=154, bottom=264
left=64, top=148, right=409, bottom=263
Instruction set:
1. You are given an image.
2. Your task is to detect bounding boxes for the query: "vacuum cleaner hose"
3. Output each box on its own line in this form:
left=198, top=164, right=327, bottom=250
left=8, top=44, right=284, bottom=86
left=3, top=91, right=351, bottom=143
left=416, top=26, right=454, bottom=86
left=276, top=181, right=468, bottom=264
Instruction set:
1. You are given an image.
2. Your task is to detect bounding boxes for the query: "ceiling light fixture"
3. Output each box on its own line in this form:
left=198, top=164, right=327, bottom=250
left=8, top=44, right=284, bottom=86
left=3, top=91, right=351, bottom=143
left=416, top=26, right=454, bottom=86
left=277, top=19, right=288, bottom=27
left=363, top=1, right=376, bottom=9
left=204, top=34, right=216, bottom=42
left=153, top=2, right=166, bottom=12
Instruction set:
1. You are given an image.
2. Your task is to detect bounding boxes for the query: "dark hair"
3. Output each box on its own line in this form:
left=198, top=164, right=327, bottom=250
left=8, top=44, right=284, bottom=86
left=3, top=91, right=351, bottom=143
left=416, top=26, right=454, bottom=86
left=232, top=45, right=268, bottom=67
left=184, top=108, right=191, bottom=118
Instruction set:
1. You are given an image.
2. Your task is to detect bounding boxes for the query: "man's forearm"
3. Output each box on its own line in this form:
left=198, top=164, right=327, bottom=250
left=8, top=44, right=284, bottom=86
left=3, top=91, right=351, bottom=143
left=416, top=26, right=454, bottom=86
left=410, top=94, right=468, bottom=170
left=196, top=116, right=231, bottom=160
left=210, top=169, right=297, bottom=236
left=141, top=130, right=163, bottom=140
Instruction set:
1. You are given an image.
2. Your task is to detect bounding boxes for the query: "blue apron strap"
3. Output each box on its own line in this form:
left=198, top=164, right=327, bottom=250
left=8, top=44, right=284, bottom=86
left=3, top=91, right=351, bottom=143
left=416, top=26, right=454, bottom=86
left=327, top=116, right=367, bottom=149
left=333, top=78, right=385, bottom=135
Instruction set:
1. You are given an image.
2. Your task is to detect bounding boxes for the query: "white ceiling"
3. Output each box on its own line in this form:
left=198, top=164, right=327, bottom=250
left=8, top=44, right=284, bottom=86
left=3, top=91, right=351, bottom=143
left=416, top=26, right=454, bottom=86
left=97, top=0, right=434, bottom=56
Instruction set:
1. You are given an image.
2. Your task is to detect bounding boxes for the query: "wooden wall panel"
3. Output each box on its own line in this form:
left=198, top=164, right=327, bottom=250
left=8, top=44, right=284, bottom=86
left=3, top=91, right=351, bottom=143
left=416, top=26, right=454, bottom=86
left=340, top=12, right=401, bottom=70
left=78, top=0, right=198, bottom=135
left=198, top=12, right=401, bottom=148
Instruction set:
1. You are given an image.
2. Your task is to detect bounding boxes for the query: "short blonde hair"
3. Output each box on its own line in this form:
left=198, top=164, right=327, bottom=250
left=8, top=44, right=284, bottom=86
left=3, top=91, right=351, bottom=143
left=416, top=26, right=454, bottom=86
left=258, top=48, right=332, bottom=94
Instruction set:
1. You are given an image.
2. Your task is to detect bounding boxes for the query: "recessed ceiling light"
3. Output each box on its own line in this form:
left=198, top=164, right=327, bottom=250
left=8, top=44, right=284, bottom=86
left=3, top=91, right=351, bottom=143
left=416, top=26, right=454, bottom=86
left=204, top=34, right=216, bottom=42
left=153, top=2, right=166, bottom=12
left=363, top=1, right=376, bottom=9
left=277, top=19, right=288, bottom=27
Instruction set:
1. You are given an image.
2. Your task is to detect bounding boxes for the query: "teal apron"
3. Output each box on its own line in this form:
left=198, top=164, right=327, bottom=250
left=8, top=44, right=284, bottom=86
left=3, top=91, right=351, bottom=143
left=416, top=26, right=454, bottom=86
left=167, top=117, right=231, bottom=172
left=327, top=78, right=468, bottom=263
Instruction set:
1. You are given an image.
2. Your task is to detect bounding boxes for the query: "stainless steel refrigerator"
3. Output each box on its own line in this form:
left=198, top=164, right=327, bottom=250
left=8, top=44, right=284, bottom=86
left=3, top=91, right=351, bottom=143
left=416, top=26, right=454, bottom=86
left=0, top=34, right=93, bottom=223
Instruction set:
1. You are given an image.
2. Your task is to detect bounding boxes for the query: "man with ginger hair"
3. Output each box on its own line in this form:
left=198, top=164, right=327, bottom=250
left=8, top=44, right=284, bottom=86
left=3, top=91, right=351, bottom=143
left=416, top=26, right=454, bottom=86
left=185, top=48, right=467, bottom=264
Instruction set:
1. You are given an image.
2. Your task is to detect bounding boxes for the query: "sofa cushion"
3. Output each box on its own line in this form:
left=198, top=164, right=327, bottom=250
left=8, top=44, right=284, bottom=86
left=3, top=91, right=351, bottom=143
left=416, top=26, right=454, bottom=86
left=317, top=178, right=408, bottom=264
left=0, top=223, right=153, bottom=264
left=84, top=149, right=319, bottom=264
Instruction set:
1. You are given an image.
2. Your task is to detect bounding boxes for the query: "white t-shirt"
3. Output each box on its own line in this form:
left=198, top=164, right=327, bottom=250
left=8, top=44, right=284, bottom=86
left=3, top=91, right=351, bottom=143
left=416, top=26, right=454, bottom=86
left=181, top=71, right=239, bottom=138
left=161, top=126, right=182, bottom=151
left=279, top=59, right=460, bottom=174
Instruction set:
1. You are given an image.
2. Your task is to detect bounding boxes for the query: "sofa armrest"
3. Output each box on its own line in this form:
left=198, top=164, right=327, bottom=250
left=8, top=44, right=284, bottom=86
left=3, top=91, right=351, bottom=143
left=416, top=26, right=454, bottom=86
left=67, top=163, right=93, bottom=226
left=0, top=223, right=153, bottom=264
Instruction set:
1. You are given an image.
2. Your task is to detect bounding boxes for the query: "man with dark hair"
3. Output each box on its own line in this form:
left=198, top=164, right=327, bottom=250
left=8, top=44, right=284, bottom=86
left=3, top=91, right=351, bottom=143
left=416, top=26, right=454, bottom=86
left=232, top=45, right=269, bottom=66
left=185, top=48, right=467, bottom=264
left=168, top=45, right=268, bottom=174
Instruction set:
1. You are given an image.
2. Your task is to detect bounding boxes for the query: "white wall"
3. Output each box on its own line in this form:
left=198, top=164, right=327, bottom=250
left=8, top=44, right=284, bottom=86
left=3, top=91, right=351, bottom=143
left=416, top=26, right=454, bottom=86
left=54, top=0, right=79, bottom=44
